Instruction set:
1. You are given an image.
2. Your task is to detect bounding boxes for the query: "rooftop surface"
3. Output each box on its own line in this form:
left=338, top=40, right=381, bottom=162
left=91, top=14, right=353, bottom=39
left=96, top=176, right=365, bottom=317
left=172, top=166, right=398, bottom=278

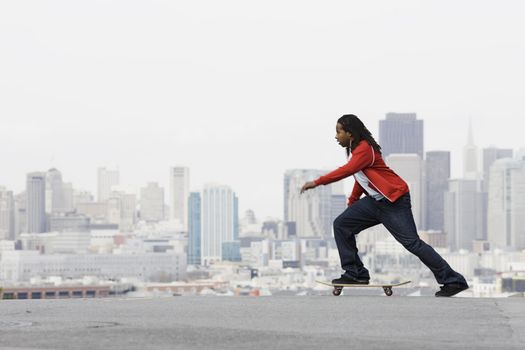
left=1, top=293, right=524, bottom=349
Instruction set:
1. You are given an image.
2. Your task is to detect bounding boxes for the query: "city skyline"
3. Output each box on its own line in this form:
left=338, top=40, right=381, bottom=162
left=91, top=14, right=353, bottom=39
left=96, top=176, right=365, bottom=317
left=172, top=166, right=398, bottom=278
left=0, top=117, right=524, bottom=221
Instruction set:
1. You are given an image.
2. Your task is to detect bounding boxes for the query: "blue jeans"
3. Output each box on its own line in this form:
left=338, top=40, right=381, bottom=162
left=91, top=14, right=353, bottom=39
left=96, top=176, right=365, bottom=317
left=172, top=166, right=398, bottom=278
left=333, top=193, right=468, bottom=286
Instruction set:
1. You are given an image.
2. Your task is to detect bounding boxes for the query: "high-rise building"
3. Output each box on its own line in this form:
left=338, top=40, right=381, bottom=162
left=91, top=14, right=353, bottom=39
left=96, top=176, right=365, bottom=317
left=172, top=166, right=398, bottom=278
left=26, top=172, right=47, bottom=233
left=386, top=154, right=425, bottom=228
left=425, top=151, right=451, bottom=231
left=187, top=192, right=201, bottom=265
left=46, top=168, right=63, bottom=214
left=482, top=147, right=513, bottom=192
left=444, top=179, right=484, bottom=251
left=284, top=169, right=333, bottom=238
left=45, top=168, right=74, bottom=214
left=379, top=113, right=424, bottom=158
left=140, top=182, right=165, bottom=222
left=487, top=159, right=525, bottom=250
left=201, top=184, right=235, bottom=265
left=478, top=147, right=513, bottom=240
left=97, top=167, right=119, bottom=202
left=169, top=166, right=189, bottom=230
left=0, top=187, right=15, bottom=240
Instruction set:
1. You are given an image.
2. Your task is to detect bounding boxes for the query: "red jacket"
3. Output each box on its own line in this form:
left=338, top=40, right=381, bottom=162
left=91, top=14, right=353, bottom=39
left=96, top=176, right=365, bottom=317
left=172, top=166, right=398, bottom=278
left=313, top=140, right=409, bottom=206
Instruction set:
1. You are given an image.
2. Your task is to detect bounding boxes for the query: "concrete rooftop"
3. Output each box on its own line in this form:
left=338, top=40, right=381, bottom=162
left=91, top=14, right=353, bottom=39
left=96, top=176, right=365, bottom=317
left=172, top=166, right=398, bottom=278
left=1, top=294, right=524, bottom=350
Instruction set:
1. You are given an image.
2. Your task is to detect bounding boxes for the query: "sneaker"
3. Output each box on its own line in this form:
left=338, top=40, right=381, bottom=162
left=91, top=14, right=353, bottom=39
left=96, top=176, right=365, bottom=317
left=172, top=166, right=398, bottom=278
left=331, top=275, right=369, bottom=285
left=435, top=284, right=469, bottom=297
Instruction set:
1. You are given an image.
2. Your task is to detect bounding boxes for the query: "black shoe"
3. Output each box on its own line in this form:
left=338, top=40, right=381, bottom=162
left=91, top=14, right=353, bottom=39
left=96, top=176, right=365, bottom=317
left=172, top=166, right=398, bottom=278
left=435, top=284, right=469, bottom=297
left=331, top=275, right=369, bottom=285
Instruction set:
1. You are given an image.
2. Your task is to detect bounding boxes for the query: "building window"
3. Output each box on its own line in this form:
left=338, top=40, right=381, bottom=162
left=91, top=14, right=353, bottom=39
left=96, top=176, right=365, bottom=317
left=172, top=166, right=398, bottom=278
left=31, top=292, right=42, bottom=299
left=2, top=293, right=15, bottom=300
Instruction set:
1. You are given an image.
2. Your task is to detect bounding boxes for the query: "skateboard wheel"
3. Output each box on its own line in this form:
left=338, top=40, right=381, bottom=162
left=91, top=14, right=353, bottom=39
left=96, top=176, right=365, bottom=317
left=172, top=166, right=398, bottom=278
left=383, top=287, right=393, bottom=296
left=332, top=287, right=342, bottom=296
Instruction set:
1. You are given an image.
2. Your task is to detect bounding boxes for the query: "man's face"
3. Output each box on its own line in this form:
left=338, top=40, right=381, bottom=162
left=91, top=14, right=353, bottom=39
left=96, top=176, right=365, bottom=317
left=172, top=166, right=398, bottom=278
left=335, top=123, right=352, bottom=148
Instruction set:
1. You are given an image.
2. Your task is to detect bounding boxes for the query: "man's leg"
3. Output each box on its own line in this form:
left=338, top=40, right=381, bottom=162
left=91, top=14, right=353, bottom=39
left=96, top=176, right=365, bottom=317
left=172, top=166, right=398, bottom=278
left=333, top=196, right=380, bottom=280
left=379, top=194, right=468, bottom=286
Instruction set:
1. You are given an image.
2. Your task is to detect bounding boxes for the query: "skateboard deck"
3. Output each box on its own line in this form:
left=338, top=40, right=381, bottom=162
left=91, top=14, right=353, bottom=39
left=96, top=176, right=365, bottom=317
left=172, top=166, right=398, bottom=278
left=316, top=280, right=411, bottom=296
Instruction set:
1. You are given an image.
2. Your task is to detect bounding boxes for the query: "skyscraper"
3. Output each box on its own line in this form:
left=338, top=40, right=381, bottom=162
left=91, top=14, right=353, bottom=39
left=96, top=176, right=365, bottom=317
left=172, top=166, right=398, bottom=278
left=140, top=182, right=165, bottom=222
left=479, top=147, right=513, bottom=240
left=284, top=169, right=333, bottom=238
left=482, top=147, right=513, bottom=192
left=97, top=167, right=119, bottom=202
left=45, top=168, right=73, bottom=214
left=487, top=159, right=525, bottom=250
left=188, top=192, right=202, bottom=265
left=169, top=166, right=189, bottom=230
left=379, top=113, right=424, bottom=158
left=0, top=187, right=15, bottom=240
left=201, top=184, right=236, bottom=265
left=386, top=154, right=425, bottom=228
left=425, top=151, right=451, bottom=231
left=26, top=172, right=47, bottom=233
left=444, top=179, right=484, bottom=251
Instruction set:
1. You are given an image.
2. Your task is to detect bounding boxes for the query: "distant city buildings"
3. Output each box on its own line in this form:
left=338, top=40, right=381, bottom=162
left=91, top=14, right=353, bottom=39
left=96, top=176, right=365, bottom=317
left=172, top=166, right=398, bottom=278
left=2, top=114, right=525, bottom=297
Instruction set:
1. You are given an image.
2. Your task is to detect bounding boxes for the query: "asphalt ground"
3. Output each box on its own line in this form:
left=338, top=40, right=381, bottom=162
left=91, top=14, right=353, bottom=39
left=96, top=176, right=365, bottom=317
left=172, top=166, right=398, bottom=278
left=1, top=294, right=524, bottom=349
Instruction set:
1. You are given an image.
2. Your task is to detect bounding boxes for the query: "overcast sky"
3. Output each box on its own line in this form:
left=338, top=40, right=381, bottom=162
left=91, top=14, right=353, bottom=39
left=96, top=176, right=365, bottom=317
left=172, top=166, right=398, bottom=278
left=1, top=0, right=524, bottom=220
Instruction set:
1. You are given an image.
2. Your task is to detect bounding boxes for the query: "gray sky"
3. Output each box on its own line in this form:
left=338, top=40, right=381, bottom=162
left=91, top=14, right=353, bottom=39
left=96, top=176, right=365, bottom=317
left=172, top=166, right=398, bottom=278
left=1, top=0, right=524, bottom=220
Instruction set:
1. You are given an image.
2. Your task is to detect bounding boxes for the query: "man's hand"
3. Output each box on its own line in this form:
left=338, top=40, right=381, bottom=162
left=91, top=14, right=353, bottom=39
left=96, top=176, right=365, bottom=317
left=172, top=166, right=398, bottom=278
left=300, top=181, right=317, bottom=194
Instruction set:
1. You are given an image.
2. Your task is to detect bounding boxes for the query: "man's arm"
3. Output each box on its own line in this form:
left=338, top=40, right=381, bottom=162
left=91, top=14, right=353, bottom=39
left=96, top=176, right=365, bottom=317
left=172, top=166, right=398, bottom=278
left=348, top=181, right=364, bottom=207
left=313, top=142, right=374, bottom=186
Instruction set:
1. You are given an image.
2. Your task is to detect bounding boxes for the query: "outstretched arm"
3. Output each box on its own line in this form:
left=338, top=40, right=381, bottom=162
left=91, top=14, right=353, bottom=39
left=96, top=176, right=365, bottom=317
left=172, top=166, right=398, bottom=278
left=313, top=142, right=374, bottom=186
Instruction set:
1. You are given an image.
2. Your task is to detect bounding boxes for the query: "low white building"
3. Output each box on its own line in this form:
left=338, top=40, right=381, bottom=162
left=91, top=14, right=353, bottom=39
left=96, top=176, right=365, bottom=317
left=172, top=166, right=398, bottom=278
left=0, top=250, right=186, bottom=282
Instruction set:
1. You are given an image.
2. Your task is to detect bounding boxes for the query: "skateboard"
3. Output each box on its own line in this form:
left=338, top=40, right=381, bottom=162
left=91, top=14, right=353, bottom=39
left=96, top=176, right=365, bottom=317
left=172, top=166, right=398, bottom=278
left=316, top=280, right=411, bottom=296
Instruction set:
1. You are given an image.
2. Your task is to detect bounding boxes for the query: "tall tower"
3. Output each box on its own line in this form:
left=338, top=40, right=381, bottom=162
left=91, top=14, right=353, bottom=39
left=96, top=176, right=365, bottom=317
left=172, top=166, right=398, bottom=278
left=201, top=184, right=235, bottom=265
left=187, top=192, right=202, bottom=265
left=379, top=113, right=424, bottom=158
left=487, top=159, right=525, bottom=250
left=425, top=151, right=451, bottom=231
left=97, top=167, right=119, bottom=202
left=169, top=166, right=190, bottom=230
left=26, top=172, right=47, bottom=233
